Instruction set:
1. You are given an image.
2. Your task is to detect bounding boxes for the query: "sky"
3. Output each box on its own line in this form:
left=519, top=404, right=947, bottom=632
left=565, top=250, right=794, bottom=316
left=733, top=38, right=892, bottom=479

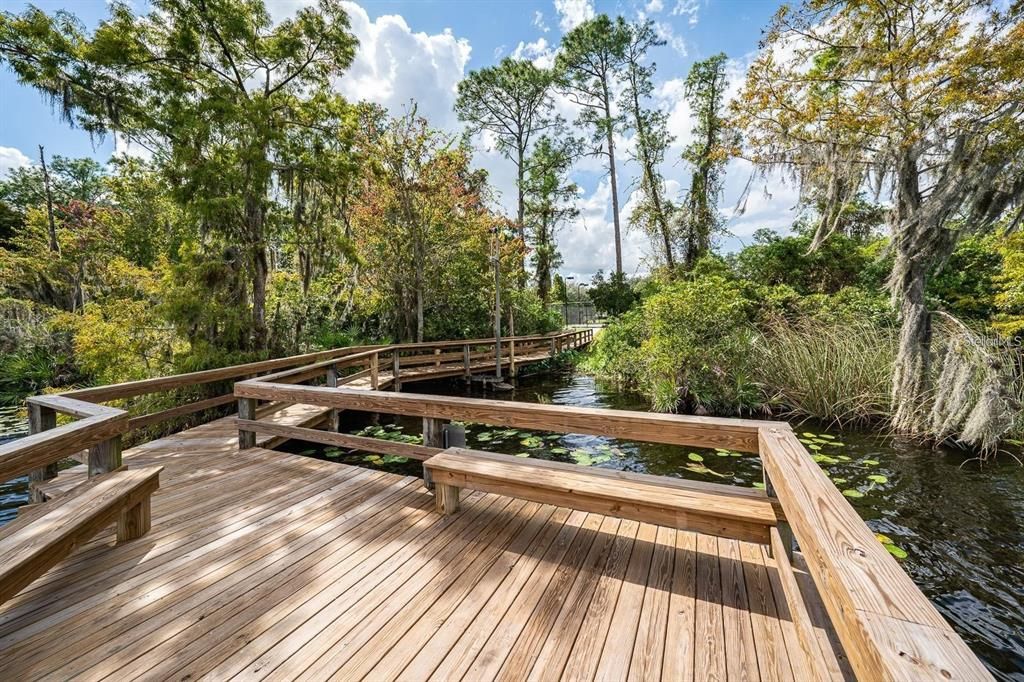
left=0, top=0, right=799, bottom=281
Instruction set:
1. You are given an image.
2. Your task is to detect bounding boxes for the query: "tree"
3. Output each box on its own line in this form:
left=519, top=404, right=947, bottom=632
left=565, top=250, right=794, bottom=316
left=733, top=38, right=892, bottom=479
left=681, top=53, right=730, bottom=268
left=523, top=136, right=579, bottom=303
left=455, top=58, right=559, bottom=281
left=733, top=0, right=1024, bottom=436
left=0, top=0, right=359, bottom=350
left=556, top=14, right=630, bottom=275
left=621, top=20, right=678, bottom=270
left=588, top=269, right=638, bottom=316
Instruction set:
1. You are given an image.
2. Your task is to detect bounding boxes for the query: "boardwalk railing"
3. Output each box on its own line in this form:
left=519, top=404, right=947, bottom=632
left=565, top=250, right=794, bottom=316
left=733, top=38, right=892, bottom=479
left=232, top=380, right=989, bottom=680
left=1, top=330, right=590, bottom=497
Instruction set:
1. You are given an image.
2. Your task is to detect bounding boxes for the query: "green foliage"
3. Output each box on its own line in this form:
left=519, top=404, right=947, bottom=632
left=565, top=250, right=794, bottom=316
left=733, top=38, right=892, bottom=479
left=588, top=270, right=638, bottom=316
left=992, top=233, right=1024, bottom=338
left=755, top=320, right=896, bottom=423
left=927, top=235, right=1002, bottom=321
left=736, top=228, right=876, bottom=295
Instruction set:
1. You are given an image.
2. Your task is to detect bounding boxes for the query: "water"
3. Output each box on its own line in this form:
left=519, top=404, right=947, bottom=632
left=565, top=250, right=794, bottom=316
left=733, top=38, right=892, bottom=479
left=3, top=375, right=1022, bottom=679
left=0, top=406, right=30, bottom=526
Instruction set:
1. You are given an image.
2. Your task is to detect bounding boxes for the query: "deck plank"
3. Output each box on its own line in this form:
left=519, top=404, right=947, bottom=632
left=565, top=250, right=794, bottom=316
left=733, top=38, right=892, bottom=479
left=0, top=409, right=847, bottom=682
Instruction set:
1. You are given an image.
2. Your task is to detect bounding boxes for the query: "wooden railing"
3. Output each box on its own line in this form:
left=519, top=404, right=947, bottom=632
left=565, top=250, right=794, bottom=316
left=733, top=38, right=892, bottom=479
left=1, top=330, right=591, bottom=499
left=232, top=377, right=989, bottom=681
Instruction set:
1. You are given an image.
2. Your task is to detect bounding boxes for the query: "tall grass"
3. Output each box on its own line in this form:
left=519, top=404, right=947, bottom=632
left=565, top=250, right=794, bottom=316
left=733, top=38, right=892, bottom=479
left=754, top=321, right=897, bottom=425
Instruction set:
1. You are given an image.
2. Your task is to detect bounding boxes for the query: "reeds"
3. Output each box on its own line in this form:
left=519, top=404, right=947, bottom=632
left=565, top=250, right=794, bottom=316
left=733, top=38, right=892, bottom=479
left=754, top=320, right=896, bottom=425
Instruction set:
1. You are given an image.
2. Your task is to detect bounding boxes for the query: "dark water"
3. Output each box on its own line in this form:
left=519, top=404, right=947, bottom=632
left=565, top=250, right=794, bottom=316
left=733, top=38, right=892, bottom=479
left=3, top=374, right=1023, bottom=679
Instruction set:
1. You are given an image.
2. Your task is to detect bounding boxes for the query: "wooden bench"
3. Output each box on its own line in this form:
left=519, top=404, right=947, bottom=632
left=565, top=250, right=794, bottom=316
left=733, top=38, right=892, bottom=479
left=423, top=449, right=780, bottom=544
left=0, top=466, right=162, bottom=606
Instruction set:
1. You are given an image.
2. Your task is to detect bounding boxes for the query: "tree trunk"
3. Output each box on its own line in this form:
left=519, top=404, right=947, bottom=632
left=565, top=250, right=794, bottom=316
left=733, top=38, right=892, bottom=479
left=890, top=252, right=931, bottom=432
left=516, top=142, right=528, bottom=288
left=251, top=246, right=269, bottom=350
left=602, top=82, right=623, bottom=276
left=38, top=146, right=59, bottom=254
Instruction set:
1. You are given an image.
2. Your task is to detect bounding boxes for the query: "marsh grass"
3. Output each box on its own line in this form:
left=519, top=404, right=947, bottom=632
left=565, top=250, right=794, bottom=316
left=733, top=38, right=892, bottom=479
left=754, top=321, right=896, bottom=425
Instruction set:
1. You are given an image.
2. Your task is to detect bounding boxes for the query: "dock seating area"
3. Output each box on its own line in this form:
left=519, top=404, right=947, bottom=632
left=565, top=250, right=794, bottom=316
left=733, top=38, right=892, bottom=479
left=0, top=330, right=992, bottom=681
left=425, top=448, right=781, bottom=544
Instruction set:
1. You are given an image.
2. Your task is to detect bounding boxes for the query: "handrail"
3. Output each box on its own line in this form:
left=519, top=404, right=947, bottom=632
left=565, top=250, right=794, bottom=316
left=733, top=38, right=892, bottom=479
left=758, top=426, right=990, bottom=680
left=1, top=329, right=594, bottom=495
left=234, top=384, right=769, bottom=452
left=0, top=396, right=127, bottom=487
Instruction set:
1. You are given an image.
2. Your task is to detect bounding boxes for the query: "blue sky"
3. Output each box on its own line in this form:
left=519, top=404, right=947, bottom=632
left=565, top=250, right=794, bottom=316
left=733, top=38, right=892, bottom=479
left=0, top=0, right=795, bottom=279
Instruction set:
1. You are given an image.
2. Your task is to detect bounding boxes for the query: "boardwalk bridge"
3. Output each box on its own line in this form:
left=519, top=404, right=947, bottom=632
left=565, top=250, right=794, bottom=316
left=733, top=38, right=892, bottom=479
left=0, top=328, right=991, bottom=680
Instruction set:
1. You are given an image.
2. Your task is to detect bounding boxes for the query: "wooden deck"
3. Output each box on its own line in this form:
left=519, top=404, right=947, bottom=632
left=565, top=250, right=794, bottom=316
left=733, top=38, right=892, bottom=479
left=0, top=411, right=849, bottom=681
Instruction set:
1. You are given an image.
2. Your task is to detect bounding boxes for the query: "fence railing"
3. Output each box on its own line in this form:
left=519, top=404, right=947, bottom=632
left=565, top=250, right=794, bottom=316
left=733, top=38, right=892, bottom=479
left=1, top=329, right=592, bottom=498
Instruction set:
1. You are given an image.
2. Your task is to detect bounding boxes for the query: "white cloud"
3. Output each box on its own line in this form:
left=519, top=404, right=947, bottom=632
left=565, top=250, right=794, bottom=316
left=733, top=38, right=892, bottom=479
left=645, top=0, right=665, bottom=13
left=533, top=10, right=550, bottom=33
left=653, top=21, right=688, bottom=56
left=0, top=146, right=31, bottom=178
left=553, top=0, right=594, bottom=32
left=332, top=3, right=471, bottom=133
left=493, top=45, right=506, bottom=60
left=511, top=37, right=552, bottom=63
left=557, top=178, right=648, bottom=279
left=670, top=0, right=700, bottom=26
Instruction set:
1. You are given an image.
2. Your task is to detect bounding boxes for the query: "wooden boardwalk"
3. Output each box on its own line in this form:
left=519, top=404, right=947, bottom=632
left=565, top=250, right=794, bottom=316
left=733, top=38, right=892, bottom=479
left=0, top=411, right=850, bottom=681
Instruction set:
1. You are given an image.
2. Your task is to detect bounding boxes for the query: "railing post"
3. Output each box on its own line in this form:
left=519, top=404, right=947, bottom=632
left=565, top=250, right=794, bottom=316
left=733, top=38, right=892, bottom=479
left=238, top=397, right=256, bottom=450
left=462, top=344, right=471, bottom=378
left=88, top=434, right=122, bottom=477
left=434, top=347, right=441, bottom=367
left=509, top=339, right=516, bottom=377
left=392, top=351, right=401, bottom=392
left=549, top=337, right=556, bottom=356
left=763, top=468, right=794, bottom=559
left=325, top=362, right=340, bottom=432
left=27, top=402, right=58, bottom=503
left=370, top=352, right=379, bottom=390
left=422, top=417, right=445, bottom=490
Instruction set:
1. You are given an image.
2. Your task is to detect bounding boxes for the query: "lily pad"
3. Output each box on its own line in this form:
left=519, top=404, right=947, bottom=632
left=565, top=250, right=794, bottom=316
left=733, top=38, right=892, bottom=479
left=550, top=447, right=569, bottom=454
left=817, top=434, right=835, bottom=440
left=867, top=474, right=889, bottom=484
left=874, top=533, right=894, bottom=545
left=752, top=481, right=766, bottom=490
left=476, top=432, right=493, bottom=442
left=688, top=453, right=704, bottom=463
left=515, top=452, right=530, bottom=458
left=862, top=459, right=880, bottom=466
left=884, top=543, right=908, bottom=559
left=831, top=477, right=848, bottom=485
left=801, top=432, right=817, bottom=438
left=842, top=489, right=864, bottom=498
left=520, top=436, right=544, bottom=448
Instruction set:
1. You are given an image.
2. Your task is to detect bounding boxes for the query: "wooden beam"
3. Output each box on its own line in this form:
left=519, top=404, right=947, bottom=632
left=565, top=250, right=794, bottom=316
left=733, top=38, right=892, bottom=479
left=235, top=419, right=442, bottom=461
left=127, top=393, right=236, bottom=431
left=769, top=528, right=832, bottom=681
left=0, top=410, right=128, bottom=484
left=758, top=426, right=991, bottom=681
left=238, top=398, right=257, bottom=450
left=88, top=435, right=122, bottom=477
left=27, top=402, right=57, bottom=503
left=234, top=383, right=771, bottom=452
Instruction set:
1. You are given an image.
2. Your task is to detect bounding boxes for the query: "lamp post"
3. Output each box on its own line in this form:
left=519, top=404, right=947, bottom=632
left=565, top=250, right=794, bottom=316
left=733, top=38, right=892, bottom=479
left=491, top=226, right=502, bottom=381
left=577, top=283, right=588, bottom=325
left=564, top=275, right=574, bottom=327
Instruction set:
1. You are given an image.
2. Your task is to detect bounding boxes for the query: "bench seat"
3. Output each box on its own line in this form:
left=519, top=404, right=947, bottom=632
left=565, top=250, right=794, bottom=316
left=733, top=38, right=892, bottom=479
left=0, top=466, right=162, bottom=606
left=423, top=449, right=780, bottom=544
